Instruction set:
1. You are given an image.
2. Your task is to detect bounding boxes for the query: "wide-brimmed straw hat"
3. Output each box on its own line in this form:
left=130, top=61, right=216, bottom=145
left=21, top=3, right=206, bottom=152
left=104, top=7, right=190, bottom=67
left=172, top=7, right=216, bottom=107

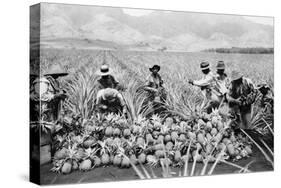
left=216, top=61, right=225, bottom=70
left=44, top=64, right=68, bottom=77
left=230, top=70, right=243, bottom=81
left=97, top=64, right=112, bottom=76
left=149, top=65, right=161, bottom=72
left=200, top=61, right=210, bottom=70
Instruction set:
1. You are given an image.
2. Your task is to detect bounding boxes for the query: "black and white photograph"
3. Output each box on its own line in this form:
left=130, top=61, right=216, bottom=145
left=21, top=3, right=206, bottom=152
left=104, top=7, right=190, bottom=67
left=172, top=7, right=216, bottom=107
left=29, top=2, right=274, bottom=185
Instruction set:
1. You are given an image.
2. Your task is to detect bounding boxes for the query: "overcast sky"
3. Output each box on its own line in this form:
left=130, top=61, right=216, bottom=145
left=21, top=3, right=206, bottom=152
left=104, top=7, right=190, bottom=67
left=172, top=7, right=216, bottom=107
left=122, top=8, right=153, bottom=16
left=122, top=8, right=273, bottom=26
left=243, top=16, right=273, bottom=26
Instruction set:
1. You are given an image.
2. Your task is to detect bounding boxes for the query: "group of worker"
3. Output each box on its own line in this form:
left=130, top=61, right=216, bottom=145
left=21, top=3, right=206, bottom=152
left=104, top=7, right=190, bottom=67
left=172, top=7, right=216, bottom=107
left=188, top=61, right=257, bottom=129
left=143, top=60, right=272, bottom=130
left=30, top=60, right=273, bottom=130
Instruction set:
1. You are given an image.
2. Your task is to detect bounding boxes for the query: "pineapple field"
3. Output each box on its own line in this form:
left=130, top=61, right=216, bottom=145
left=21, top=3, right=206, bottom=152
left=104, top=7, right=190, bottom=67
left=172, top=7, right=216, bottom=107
left=36, top=48, right=274, bottom=184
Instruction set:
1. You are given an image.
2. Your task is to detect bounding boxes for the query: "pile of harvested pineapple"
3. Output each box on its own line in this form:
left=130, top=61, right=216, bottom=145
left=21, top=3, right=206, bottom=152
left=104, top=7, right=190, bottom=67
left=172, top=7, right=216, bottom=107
left=51, top=110, right=252, bottom=174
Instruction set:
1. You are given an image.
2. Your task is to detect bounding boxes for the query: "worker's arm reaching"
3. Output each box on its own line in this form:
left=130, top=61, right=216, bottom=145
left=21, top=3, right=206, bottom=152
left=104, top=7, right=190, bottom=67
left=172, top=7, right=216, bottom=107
left=226, top=94, right=241, bottom=106
left=95, top=88, right=126, bottom=114
left=116, top=92, right=127, bottom=114
left=189, top=74, right=214, bottom=87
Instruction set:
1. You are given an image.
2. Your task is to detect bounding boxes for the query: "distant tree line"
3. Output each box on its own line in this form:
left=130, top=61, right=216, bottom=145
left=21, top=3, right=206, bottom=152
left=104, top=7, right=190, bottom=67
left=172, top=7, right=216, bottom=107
left=203, top=47, right=274, bottom=54
left=158, top=46, right=167, bottom=52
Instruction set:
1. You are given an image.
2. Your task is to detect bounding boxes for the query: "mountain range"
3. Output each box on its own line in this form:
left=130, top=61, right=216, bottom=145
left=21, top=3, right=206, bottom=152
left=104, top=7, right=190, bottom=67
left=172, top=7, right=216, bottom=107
left=31, top=3, right=274, bottom=52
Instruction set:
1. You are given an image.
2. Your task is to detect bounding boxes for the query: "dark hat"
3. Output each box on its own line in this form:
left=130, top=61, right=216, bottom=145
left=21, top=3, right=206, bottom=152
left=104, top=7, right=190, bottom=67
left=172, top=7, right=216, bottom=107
left=200, top=61, right=210, bottom=70
left=97, top=64, right=112, bottom=76
left=44, top=64, right=68, bottom=77
left=216, top=61, right=225, bottom=70
left=149, top=65, right=161, bottom=72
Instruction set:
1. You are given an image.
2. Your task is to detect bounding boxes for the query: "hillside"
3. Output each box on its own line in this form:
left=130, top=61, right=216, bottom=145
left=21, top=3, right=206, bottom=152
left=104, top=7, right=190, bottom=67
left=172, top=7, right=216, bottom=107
left=34, top=3, right=274, bottom=52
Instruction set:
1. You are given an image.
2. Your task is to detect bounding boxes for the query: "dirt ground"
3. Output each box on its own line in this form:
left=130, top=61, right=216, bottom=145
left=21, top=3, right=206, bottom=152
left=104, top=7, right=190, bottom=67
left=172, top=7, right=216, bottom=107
left=40, top=147, right=273, bottom=185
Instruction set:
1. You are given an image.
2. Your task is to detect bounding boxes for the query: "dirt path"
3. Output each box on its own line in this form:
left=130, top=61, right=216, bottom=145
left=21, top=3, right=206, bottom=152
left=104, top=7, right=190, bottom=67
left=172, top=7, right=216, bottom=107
left=40, top=147, right=273, bottom=185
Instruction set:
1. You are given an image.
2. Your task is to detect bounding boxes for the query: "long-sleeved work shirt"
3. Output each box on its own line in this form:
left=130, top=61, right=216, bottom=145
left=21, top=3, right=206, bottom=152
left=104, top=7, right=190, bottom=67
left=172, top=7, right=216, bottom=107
left=97, top=75, right=119, bottom=90
left=193, top=72, right=218, bottom=100
left=227, top=77, right=257, bottom=112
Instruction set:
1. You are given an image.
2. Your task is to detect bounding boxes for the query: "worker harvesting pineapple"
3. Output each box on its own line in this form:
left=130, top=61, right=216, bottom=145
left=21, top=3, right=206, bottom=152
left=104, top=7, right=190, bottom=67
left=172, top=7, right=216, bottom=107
left=95, top=65, right=127, bottom=115
left=188, top=61, right=223, bottom=114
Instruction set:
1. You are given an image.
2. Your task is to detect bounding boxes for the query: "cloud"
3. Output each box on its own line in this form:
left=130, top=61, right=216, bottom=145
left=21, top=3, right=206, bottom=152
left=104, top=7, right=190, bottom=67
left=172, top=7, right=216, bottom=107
left=122, top=8, right=153, bottom=17
left=243, top=16, right=274, bottom=26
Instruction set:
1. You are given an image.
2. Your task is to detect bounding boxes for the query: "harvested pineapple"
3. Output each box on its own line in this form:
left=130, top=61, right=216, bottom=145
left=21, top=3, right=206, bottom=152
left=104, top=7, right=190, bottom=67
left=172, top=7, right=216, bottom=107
left=51, top=111, right=252, bottom=174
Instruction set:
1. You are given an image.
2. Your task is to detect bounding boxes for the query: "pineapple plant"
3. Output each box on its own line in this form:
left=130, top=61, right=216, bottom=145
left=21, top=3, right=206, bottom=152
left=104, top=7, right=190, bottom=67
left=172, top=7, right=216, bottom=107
left=152, top=143, right=165, bottom=151
left=152, top=130, right=160, bottom=139
left=171, top=131, right=178, bottom=142
left=165, top=141, right=174, bottom=151
left=51, top=159, right=65, bottom=173
left=164, top=117, right=174, bottom=127
left=83, top=136, right=97, bottom=148
left=164, top=134, right=172, bottom=143
left=211, top=128, right=218, bottom=136
left=151, top=114, right=163, bottom=130
left=123, top=128, right=131, bottom=137
left=121, top=156, right=131, bottom=168
left=98, top=140, right=111, bottom=166
left=72, top=160, right=79, bottom=171
left=132, top=125, right=141, bottom=135
left=52, top=143, right=81, bottom=174
left=156, top=134, right=164, bottom=144
left=174, top=150, right=182, bottom=162
left=205, top=122, right=213, bottom=132
left=187, top=131, right=196, bottom=140
left=197, top=132, right=205, bottom=145
left=105, top=126, right=113, bottom=137
left=155, top=149, right=165, bottom=158
left=137, top=153, right=146, bottom=164
left=129, top=154, right=138, bottom=165
left=112, top=139, right=126, bottom=166
left=113, top=155, right=122, bottom=166
left=92, top=156, right=102, bottom=167
left=145, top=133, right=154, bottom=144
left=136, top=136, right=145, bottom=146
left=61, top=160, right=72, bottom=174
left=146, top=155, right=159, bottom=167
left=113, top=127, right=121, bottom=137
left=226, top=143, right=235, bottom=157
left=80, top=159, right=92, bottom=171
left=79, top=147, right=99, bottom=171
left=54, top=147, right=68, bottom=160
left=173, top=141, right=183, bottom=162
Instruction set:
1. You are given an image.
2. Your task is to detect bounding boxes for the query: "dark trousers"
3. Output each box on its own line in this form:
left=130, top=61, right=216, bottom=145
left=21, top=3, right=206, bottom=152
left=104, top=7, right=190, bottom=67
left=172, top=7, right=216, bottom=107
left=230, top=105, right=252, bottom=129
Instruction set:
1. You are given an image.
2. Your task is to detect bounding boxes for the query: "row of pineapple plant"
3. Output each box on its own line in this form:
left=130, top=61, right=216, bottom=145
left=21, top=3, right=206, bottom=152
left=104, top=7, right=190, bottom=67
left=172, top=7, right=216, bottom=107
left=50, top=50, right=254, bottom=175
left=39, top=49, right=273, bottom=177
